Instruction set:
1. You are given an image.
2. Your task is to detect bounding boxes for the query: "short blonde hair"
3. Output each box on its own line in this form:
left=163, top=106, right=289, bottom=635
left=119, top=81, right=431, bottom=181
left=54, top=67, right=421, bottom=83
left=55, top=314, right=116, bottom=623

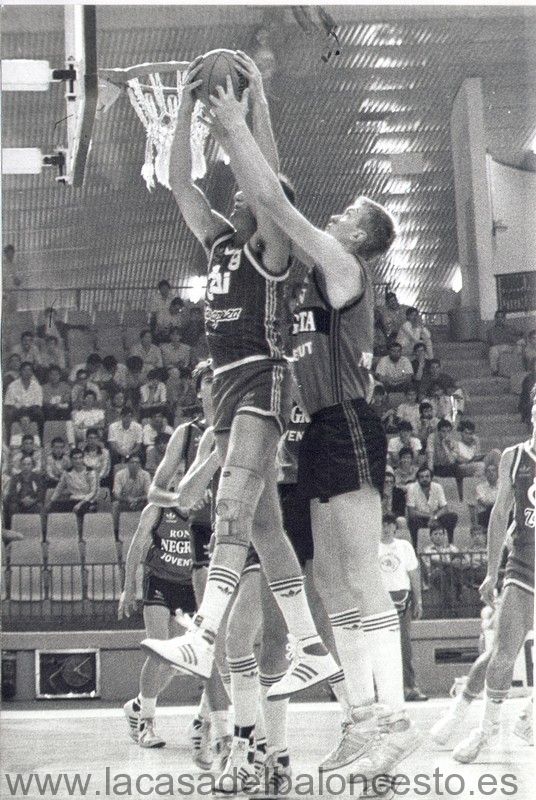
left=349, top=196, right=397, bottom=259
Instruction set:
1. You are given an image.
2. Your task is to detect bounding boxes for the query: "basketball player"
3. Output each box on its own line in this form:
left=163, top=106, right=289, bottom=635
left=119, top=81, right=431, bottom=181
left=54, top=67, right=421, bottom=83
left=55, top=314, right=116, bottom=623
left=450, top=393, right=535, bottom=763
left=142, top=54, right=337, bottom=703
left=205, top=78, right=420, bottom=780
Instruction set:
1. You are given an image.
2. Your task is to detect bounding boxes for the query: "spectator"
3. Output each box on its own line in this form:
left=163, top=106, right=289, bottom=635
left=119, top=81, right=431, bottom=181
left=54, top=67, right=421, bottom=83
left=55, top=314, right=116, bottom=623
left=71, top=368, right=101, bottom=410
left=70, top=390, right=105, bottom=443
left=11, top=331, right=42, bottom=371
left=406, top=465, right=459, bottom=547
left=112, top=454, right=151, bottom=534
left=375, top=341, right=414, bottom=393
left=3, top=353, right=22, bottom=390
left=411, top=342, right=427, bottom=391
left=69, top=352, right=104, bottom=385
left=81, top=428, right=111, bottom=486
left=387, top=420, right=422, bottom=467
left=464, top=524, right=488, bottom=588
left=124, top=356, right=144, bottom=409
left=521, top=329, right=536, bottom=371
left=394, top=446, right=418, bottom=489
left=45, top=437, right=71, bottom=487
left=382, top=467, right=407, bottom=520
left=105, top=389, right=127, bottom=427
left=371, top=383, right=398, bottom=432
left=139, top=370, right=168, bottom=418
left=486, top=310, right=523, bottom=375
left=143, top=411, right=173, bottom=451
left=160, top=326, right=192, bottom=373
left=519, top=361, right=536, bottom=428
left=416, top=401, right=439, bottom=448
left=46, top=448, right=98, bottom=531
left=108, top=407, right=143, bottom=465
left=167, top=369, right=198, bottom=421
left=379, top=512, right=427, bottom=702
left=38, top=334, right=66, bottom=372
left=36, top=306, right=66, bottom=344
left=9, top=415, right=40, bottom=450
left=396, top=384, right=420, bottom=433
left=454, top=419, right=484, bottom=482
left=149, top=279, right=172, bottom=341
left=145, top=432, right=171, bottom=476
left=426, top=418, right=463, bottom=498
left=376, top=291, right=408, bottom=342
left=42, top=365, right=71, bottom=421
left=424, top=383, right=452, bottom=422
left=397, top=307, right=433, bottom=360
left=10, top=433, right=43, bottom=475
left=4, top=362, right=43, bottom=430
left=130, top=329, right=163, bottom=377
left=152, top=294, right=187, bottom=344
left=420, top=358, right=457, bottom=398
left=98, top=355, right=128, bottom=393
left=421, top=519, right=465, bottom=602
left=472, top=461, right=499, bottom=528
left=4, top=454, right=46, bottom=529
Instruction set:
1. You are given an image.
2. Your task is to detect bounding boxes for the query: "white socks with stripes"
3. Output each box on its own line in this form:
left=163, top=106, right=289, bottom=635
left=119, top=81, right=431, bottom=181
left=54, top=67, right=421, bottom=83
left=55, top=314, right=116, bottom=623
left=329, top=609, right=375, bottom=707
left=269, top=575, right=319, bottom=640
left=195, top=564, right=241, bottom=635
left=260, top=672, right=289, bottom=752
left=362, top=609, right=404, bottom=709
left=228, top=654, right=259, bottom=730
left=327, top=668, right=350, bottom=711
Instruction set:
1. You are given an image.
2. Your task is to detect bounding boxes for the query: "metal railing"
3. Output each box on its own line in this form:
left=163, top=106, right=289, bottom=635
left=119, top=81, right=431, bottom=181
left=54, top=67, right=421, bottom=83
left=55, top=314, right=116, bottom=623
left=419, top=552, right=489, bottom=619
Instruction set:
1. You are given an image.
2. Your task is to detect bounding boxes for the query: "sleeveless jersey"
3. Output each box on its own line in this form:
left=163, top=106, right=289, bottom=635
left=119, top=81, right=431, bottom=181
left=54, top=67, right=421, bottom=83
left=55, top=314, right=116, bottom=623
left=277, top=403, right=308, bottom=485
left=509, top=442, right=536, bottom=546
left=204, top=230, right=289, bottom=375
left=291, top=266, right=375, bottom=416
left=145, top=507, right=192, bottom=584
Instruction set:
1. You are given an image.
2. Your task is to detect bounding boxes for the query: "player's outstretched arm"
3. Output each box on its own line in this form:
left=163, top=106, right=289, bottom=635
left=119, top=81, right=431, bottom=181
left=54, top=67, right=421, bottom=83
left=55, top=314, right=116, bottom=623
left=169, top=58, right=229, bottom=250
left=234, top=52, right=279, bottom=176
left=147, top=424, right=188, bottom=507
left=210, top=80, right=362, bottom=308
left=118, top=503, right=159, bottom=619
left=177, top=426, right=220, bottom=510
left=480, top=447, right=516, bottom=606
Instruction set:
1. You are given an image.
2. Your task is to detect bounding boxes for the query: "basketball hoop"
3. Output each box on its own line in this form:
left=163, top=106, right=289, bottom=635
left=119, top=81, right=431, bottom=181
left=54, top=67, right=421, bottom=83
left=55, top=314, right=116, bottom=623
left=98, top=61, right=228, bottom=191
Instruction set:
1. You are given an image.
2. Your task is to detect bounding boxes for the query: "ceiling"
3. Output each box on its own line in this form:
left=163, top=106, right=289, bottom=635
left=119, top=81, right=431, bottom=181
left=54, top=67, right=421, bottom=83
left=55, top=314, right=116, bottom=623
left=2, top=4, right=536, bottom=311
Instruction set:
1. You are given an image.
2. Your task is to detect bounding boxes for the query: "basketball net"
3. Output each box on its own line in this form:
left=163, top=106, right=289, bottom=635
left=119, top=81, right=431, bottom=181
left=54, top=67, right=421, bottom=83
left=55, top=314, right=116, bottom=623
left=98, top=61, right=229, bottom=191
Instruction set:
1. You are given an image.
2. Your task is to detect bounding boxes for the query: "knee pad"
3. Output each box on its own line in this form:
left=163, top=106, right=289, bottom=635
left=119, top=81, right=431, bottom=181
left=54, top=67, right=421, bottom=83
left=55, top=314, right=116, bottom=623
left=216, top=465, right=265, bottom=523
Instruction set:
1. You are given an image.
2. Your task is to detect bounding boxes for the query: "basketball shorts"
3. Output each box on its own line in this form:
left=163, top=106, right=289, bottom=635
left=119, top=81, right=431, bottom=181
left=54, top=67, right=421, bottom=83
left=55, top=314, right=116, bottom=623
left=189, top=522, right=212, bottom=569
left=298, top=398, right=387, bottom=502
left=278, top=482, right=314, bottom=566
left=503, top=539, right=535, bottom=595
left=212, top=359, right=292, bottom=435
left=142, top=573, right=192, bottom=613
left=243, top=544, right=260, bottom=576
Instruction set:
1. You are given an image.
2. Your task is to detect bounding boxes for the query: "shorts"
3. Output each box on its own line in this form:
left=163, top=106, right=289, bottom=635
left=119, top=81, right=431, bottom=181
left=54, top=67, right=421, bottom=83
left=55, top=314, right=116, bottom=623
left=143, top=573, right=193, bottom=613
left=243, top=544, right=260, bottom=576
left=503, top=540, right=535, bottom=595
left=298, top=398, right=387, bottom=502
left=212, top=360, right=291, bottom=435
left=190, top=522, right=212, bottom=569
left=278, top=482, right=314, bottom=566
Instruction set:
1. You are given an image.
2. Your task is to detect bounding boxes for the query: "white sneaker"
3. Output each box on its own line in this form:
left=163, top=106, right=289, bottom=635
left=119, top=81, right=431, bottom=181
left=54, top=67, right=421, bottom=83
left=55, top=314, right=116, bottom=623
left=213, top=736, right=257, bottom=794
left=350, top=707, right=422, bottom=783
left=453, top=724, right=500, bottom=763
left=123, top=697, right=140, bottom=743
left=430, top=697, right=470, bottom=746
left=138, top=718, right=166, bottom=748
left=514, top=701, right=533, bottom=745
left=256, top=748, right=292, bottom=797
left=214, top=734, right=233, bottom=774
left=266, top=635, right=339, bottom=701
left=141, top=628, right=214, bottom=678
left=319, top=705, right=378, bottom=772
left=187, top=716, right=213, bottom=770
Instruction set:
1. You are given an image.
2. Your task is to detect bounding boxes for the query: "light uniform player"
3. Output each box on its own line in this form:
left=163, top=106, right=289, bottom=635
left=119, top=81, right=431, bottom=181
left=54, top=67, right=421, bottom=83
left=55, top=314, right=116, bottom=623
left=451, top=394, right=536, bottom=763
left=205, top=77, right=420, bottom=781
left=143, top=54, right=337, bottom=703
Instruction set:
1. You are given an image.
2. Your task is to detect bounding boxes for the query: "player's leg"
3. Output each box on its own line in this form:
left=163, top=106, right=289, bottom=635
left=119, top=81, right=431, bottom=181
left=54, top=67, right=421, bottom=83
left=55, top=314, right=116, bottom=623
left=453, top=585, right=533, bottom=763
left=136, top=604, right=174, bottom=748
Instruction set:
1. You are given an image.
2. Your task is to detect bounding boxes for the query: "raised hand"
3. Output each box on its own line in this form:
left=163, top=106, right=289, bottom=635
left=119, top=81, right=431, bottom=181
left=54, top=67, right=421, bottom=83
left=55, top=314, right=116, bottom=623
left=234, top=51, right=263, bottom=100
left=179, top=56, right=203, bottom=113
left=209, top=76, right=248, bottom=130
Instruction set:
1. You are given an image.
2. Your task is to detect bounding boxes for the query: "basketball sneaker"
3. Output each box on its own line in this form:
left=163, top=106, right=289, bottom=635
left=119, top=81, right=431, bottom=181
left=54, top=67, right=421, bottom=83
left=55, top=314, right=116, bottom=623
left=256, top=748, right=292, bottom=797
left=430, top=694, right=471, bottom=746
left=514, top=700, right=533, bottom=745
left=253, top=740, right=267, bottom=779
left=138, top=718, right=166, bottom=748
left=187, top=716, right=213, bottom=770
left=453, top=722, right=500, bottom=763
left=123, top=697, right=141, bottom=743
left=213, top=736, right=257, bottom=794
left=214, top=734, right=233, bottom=773
left=141, top=628, right=214, bottom=678
left=349, top=707, right=421, bottom=783
left=319, top=704, right=378, bottom=772
left=266, top=635, right=339, bottom=700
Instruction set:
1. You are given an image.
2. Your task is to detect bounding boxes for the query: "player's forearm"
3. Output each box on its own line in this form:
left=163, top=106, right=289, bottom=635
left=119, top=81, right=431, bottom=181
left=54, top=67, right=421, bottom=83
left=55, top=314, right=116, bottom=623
left=169, top=109, right=194, bottom=191
left=147, top=484, right=180, bottom=507
left=177, top=450, right=220, bottom=509
left=123, top=535, right=147, bottom=591
left=251, top=93, right=279, bottom=175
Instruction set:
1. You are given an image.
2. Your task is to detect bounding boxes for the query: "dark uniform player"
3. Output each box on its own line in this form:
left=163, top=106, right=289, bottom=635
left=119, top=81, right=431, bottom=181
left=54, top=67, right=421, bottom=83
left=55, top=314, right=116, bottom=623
left=502, top=442, right=535, bottom=594
left=143, top=506, right=193, bottom=612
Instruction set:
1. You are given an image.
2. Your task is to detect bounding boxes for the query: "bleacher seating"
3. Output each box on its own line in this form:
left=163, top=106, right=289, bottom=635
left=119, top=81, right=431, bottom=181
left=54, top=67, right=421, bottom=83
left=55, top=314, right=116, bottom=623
left=9, top=539, right=45, bottom=601
left=66, top=328, right=95, bottom=366
left=46, top=513, right=79, bottom=546
left=10, top=513, right=43, bottom=541
left=122, top=309, right=148, bottom=327
left=94, top=310, right=121, bottom=330
left=47, top=527, right=84, bottom=601
left=66, top=309, right=92, bottom=328
left=95, top=328, right=125, bottom=362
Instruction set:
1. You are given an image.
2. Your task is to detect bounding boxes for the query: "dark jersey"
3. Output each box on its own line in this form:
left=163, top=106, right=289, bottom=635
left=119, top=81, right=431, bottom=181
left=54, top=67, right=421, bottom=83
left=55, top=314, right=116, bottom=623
left=144, top=507, right=192, bottom=584
left=204, top=230, right=289, bottom=375
left=509, top=442, right=536, bottom=546
left=277, top=403, right=308, bottom=485
left=291, top=266, right=375, bottom=416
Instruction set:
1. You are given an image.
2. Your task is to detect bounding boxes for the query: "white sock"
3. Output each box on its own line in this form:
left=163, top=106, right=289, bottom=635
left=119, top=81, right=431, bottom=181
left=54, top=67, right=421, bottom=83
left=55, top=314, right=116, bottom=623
left=483, top=683, right=507, bottom=728
left=329, top=609, right=375, bottom=707
left=139, top=695, right=156, bottom=719
left=362, top=610, right=404, bottom=709
left=198, top=689, right=210, bottom=720
left=259, top=672, right=289, bottom=752
left=327, top=668, right=351, bottom=711
left=210, top=709, right=230, bottom=740
left=196, top=564, right=241, bottom=635
left=228, top=654, right=259, bottom=729
left=269, top=575, right=318, bottom=640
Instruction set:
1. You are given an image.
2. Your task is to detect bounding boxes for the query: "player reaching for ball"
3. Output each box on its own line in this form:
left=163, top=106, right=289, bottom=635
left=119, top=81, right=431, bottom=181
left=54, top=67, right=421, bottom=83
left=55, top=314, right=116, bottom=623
left=142, top=49, right=337, bottom=722
left=204, top=77, right=422, bottom=782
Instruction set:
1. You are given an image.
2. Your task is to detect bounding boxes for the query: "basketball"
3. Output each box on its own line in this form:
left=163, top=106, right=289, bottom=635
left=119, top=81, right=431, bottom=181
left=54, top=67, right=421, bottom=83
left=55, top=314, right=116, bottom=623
left=192, top=48, right=248, bottom=106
